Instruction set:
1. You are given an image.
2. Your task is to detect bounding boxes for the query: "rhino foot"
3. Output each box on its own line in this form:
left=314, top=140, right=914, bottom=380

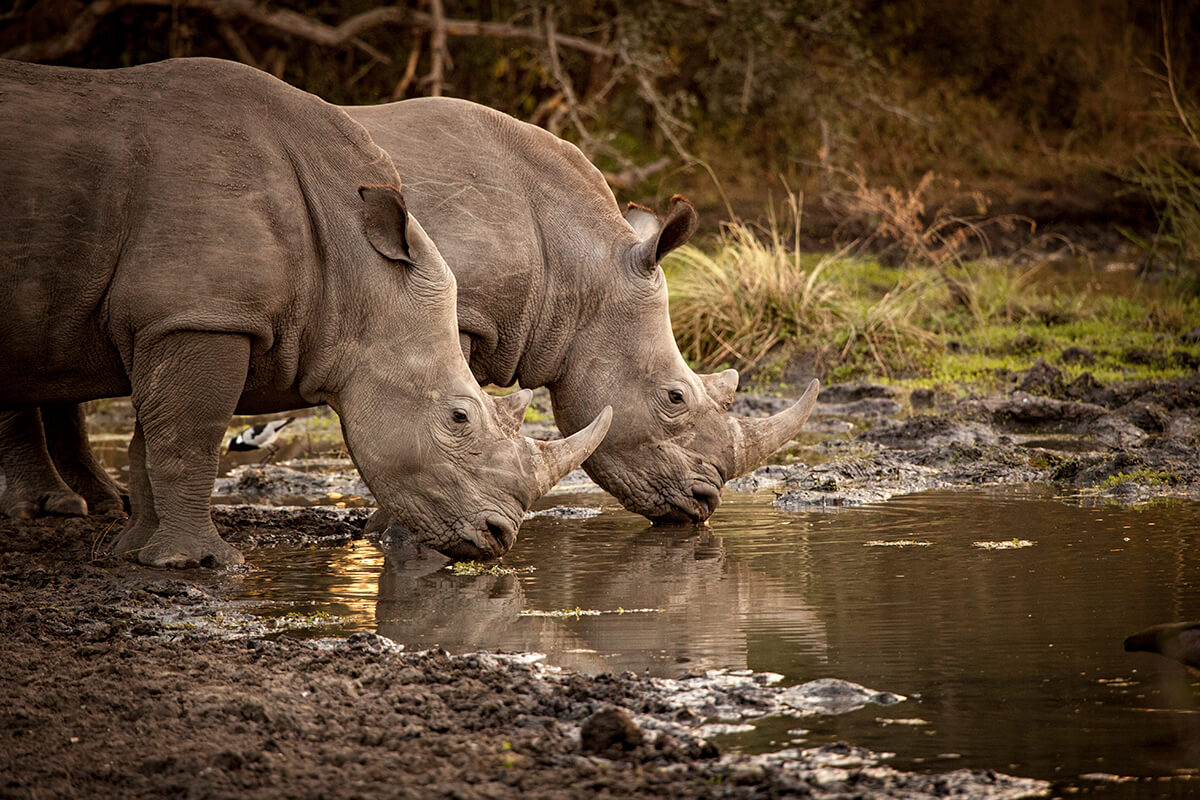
left=78, top=487, right=126, bottom=517
left=1, top=489, right=88, bottom=519
left=136, top=529, right=244, bottom=569
left=42, top=491, right=89, bottom=517
left=109, top=520, right=155, bottom=558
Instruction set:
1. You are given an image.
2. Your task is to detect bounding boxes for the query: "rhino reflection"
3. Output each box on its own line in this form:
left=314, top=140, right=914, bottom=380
left=373, top=526, right=828, bottom=677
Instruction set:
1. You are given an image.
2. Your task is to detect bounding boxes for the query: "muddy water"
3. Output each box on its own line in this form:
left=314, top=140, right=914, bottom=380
left=230, top=486, right=1200, bottom=795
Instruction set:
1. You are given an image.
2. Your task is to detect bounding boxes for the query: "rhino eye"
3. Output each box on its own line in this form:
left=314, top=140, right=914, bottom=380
left=451, top=408, right=470, bottom=424
left=667, top=389, right=685, bottom=405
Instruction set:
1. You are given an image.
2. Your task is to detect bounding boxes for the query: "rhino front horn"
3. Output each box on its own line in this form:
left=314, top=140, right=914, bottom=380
left=730, top=379, right=820, bottom=476
left=532, top=406, right=613, bottom=494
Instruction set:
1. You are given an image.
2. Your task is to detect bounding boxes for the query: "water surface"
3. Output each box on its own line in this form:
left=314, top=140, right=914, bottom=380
left=232, top=486, right=1200, bottom=796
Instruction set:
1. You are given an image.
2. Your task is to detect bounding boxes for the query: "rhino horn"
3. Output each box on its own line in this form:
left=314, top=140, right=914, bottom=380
left=532, top=406, right=613, bottom=494
left=700, top=368, right=739, bottom=411
left=730, top=379, right=820, bottom=476
left=492, top=388, right=532, bottom=435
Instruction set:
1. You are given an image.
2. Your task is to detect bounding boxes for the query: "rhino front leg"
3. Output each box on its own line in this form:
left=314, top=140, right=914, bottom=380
left=0, top=409, right=89, bottom=519
left=113, top=332, right=248, bottom=568
left=44, top=403, right=127, bottom=516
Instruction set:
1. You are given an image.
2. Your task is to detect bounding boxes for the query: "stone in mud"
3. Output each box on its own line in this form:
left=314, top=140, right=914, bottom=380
left=817, top=382, right=899, bottom=404
left=819, top=398, right=903, bottom=419
left=1064, top=372, right=1105, bottom=403
left=779, top=678, right=905, bottom=716
left=524, top=506, right=602, bottom=521
left=1017, top=357, right=1065, bottom=397
left=861, top=415, right=1000, bottom=450
left=1116, top=400, right=1171, bottom=433
left=580, top=707, right=644, bottom=754
left=1060, top=346, right=1096, bottom=365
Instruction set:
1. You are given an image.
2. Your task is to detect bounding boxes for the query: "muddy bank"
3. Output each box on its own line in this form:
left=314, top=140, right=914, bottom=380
left=730, top=370, right=1200, bottom=510
left=0, top=516, right=1048, bottom=799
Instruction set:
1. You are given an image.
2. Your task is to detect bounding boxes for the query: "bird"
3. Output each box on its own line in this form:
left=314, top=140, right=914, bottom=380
left=228, top=417, right=295, bottom=453
left=1124, top=621, right=1200, bottom=670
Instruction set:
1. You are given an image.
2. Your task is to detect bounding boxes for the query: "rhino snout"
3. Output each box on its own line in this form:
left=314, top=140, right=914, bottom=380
left=649, top=479, right=722, bottom=525
left=435, top=514, right=518, bottom=561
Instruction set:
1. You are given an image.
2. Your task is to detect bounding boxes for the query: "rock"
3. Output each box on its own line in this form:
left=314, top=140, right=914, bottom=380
left=1064, top=372, right=1105, bottom=403
left=1059, top=346, right=1096, bottom=365
left=580, top=707, right=643, bottom=754
left=1017, top=357, right=1064, bottom=397
left=818, top=398, right=903, bottom=419
left=860, top=416, right=999, bottom=450
left=816, top=382, right=898, bottom=404
left=1117, top=400, right=1171, bottom=433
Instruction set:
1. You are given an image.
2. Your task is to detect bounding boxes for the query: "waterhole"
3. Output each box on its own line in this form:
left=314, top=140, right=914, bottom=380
left=228, top=485, right=1200, bottom=796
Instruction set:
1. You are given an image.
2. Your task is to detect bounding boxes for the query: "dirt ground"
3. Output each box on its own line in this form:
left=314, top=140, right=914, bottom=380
left=4, top=369, right=1198, bottom=798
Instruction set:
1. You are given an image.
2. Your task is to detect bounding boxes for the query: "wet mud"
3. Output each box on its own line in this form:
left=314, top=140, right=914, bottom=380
left=0, top=514, right=1047, bottom=799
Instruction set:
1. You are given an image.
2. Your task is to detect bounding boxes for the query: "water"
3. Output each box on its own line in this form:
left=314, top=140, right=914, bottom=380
left=232, top=485, right=1200, bottom=795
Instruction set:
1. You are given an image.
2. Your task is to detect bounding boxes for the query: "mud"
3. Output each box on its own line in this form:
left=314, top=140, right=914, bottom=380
left=0, top=514, right=1048, bottom=799
left=733, top=370, right=1200, bottom=510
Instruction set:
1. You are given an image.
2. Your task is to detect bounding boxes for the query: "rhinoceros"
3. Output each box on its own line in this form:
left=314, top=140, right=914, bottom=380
left=1, top=93, right=815, bottom=529
left=348, top=98, right=819, bottom=524
left=0, top=58, right=610, bottom=567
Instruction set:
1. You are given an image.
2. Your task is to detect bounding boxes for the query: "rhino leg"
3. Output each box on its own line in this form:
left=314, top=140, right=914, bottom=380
left=110, top=332, right=247, bottom=568
left=44, top=403, right=127, bottom=516
left=0, top=409, right=89, bottom=519
left=109, top=421, right=156, bottom=555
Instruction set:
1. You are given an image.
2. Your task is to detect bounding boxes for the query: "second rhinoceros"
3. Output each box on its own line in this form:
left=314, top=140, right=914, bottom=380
left=0, top=57, right=609, bottom=566
left=347, top=97, right=819, bottom=524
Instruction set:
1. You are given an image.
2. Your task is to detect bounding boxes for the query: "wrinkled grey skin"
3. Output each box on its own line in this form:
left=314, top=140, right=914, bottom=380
left=0, top=58, right=608, bottom=567
left=2, top=94, right=813, bottom=527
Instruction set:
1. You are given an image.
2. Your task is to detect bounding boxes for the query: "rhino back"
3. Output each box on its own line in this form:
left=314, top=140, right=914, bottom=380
left=347, top=97, right=629, bottom=387
left=0, top=58, right=400, bottom=406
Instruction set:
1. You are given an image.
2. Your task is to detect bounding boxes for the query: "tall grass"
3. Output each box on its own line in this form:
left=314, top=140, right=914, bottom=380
left=664, top=194, right=941, bottom=377
left=665, top=191, right=1200, bottom=386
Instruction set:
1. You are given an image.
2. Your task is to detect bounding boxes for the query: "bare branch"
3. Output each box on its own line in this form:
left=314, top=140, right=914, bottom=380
left=426, top=0, right=447, bottom=97
left=216, top=20, right=258, bottom=68
left=603, top=156, right=672, bottom=190
left=392, top=37, right=422, bottom=99
left=2, top=0, right=614, bottom=64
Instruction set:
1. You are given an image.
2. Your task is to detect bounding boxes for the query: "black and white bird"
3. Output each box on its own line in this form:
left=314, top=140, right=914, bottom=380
left=228, top=417, right=296, bottom=452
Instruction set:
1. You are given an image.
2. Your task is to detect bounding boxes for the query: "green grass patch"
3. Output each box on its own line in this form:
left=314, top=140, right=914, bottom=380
left=665, top=211, right=1200, bottom=390
left=1101, top=469, right=1180, bottom=489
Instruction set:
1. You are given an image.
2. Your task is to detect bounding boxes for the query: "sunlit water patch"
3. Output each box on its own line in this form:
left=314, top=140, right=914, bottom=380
left=229, top=486, right=1200, bottom=796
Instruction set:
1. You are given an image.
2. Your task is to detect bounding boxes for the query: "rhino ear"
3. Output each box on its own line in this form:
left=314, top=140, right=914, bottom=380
left=627, top=195, right=698, bottom=275
left=359, top=184, right=414, bottom=265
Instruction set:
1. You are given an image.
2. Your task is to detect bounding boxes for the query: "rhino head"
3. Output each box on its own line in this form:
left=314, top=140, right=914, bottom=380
left=327, top=186, right=611, bottom=558
left=548, top=197, right=818, bottom=524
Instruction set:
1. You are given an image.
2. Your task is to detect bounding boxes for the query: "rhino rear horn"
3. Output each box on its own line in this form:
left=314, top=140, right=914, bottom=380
left=531, top=406, right=613, bottom=495
left=730, top=379, right=820, bottom=476
left=628, top=195, right=698, bottom=274
left=359, top=184, right=413, bottom=264
left=492, top=389, right=532, bottom=436
left=700, top=369, right=739, bottom=411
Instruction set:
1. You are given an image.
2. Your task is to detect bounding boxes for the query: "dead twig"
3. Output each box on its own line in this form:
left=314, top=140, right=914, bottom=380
left=2, top=0, right=613, bottom=63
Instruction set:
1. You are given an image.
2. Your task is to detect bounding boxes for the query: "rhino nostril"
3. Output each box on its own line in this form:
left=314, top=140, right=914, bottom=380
left=691, top=483, right=721, bottom=521
left=484, top=516, right=515, bottom=554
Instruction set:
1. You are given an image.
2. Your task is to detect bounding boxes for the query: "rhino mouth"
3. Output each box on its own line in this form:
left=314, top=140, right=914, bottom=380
left=436, top=514, right=518, bottom=561
left=650, top=480, right=722, bottom=525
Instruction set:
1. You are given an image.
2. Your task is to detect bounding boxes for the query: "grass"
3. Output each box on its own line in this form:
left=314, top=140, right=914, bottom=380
left=664, top=193, right=1200, bottom=391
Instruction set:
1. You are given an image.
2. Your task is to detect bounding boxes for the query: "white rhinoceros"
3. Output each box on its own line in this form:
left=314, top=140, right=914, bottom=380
left=346, top=97, right=819, bottom=524
left=0, top=58, right=609, bottom=567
